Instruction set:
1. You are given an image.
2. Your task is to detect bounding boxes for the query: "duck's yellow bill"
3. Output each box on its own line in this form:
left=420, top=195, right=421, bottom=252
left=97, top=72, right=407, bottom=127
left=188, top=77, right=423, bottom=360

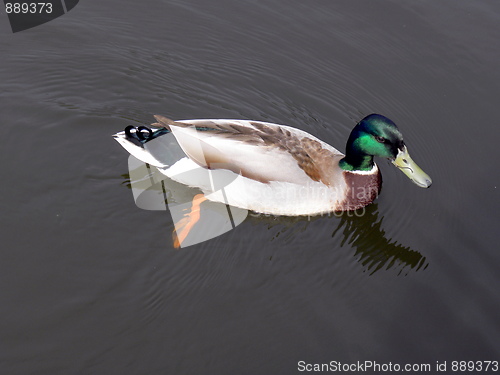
left=391, top=146, right=432, bottom=188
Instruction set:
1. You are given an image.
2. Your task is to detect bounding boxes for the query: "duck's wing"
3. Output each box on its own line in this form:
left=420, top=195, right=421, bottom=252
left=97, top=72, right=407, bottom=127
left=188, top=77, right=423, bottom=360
left=154, top=115, right=344, bottom=186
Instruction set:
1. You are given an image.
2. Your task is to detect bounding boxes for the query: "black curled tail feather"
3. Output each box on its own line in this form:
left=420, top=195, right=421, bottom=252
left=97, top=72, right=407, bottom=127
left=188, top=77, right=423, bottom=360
left=124, top=120, right=170, bottom=145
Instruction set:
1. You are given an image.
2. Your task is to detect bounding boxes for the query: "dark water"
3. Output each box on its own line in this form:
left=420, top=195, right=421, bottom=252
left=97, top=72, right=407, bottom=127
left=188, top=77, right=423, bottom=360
left=1, top=1, right=499, bottom=374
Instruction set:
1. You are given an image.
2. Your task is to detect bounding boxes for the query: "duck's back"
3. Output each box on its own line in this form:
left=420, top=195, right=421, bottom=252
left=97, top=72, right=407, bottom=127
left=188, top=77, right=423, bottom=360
left=161, top=118, right=345, bottom=186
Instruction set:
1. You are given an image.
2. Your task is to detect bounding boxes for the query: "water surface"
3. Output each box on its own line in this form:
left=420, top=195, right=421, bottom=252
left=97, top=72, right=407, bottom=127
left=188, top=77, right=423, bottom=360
left=1, top=1, right=499, bottom=374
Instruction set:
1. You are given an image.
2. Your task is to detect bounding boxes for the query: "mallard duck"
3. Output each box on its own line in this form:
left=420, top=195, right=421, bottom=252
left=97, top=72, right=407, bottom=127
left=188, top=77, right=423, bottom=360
left=114, top=114, right=431, bottom=217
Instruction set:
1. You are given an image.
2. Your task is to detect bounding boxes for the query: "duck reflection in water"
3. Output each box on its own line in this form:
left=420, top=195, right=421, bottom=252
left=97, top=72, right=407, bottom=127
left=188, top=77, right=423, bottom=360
left=330, top=203, right=428, bottom=275
left=248, top=204, right=427, bottom=276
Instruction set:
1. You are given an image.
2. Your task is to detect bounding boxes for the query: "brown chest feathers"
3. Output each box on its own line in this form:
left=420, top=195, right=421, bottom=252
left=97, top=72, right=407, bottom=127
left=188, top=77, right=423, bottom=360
left=339, top=169, right=382, bottom=211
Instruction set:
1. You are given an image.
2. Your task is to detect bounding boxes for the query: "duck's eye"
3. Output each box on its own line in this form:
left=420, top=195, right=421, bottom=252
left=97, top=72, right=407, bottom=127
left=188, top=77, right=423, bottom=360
left=375, top=136, right=386, bottom=143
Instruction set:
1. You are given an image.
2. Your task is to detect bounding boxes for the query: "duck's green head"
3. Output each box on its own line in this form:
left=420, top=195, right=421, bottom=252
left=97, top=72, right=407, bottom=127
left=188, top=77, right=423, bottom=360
left=339, top=114, right=432, bottom=188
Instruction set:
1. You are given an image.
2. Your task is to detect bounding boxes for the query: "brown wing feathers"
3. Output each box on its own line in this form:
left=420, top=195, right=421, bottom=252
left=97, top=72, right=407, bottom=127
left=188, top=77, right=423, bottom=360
left=152, top=115, right=328, bottom=184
